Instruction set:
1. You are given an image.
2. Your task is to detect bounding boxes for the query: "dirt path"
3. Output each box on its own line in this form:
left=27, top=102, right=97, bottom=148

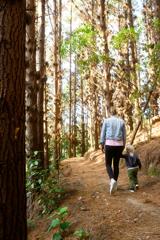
left=29, top=150, right=160, bottom=240
left=60, top=151, right=160, bottom=240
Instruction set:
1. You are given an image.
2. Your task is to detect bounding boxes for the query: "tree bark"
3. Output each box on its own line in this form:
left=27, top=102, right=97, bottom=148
left=80, top=76, right=86, bottom=155
left=44, top=80, right=49, bottom=168
left=26, top=0, right=38, bottom=158
left=37, top=0, right=45, bottom=168
left=54, top=0, right=62, bottom=168
left=0, top=2, right=26, bottom=239
left=100, top=0, right=111, bottom=116
left=72, top=57, right=76, bottom=156
left=69, top=1, right=73, bottom=157
left=131, top=90, right=153, bottom=144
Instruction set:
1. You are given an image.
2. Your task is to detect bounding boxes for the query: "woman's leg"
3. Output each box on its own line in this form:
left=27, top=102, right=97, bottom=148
left=105, top=145, right=114, bottom=179
left=113, top=146, right=124, bottom=181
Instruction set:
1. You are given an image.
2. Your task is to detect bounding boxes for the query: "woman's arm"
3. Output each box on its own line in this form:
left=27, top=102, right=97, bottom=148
left=100, top=120, right=106, bottom=145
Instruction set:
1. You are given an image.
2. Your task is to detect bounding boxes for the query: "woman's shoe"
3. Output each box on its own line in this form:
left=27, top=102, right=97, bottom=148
left=110, top=178, right=117, bottom=195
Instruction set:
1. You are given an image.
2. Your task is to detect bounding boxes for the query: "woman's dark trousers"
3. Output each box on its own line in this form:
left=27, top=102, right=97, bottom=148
left=104, top=145, right=124, bottom=181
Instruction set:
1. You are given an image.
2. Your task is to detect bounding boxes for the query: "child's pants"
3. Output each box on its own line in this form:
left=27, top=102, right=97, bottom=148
left=127, top=167, right=139, bottom=190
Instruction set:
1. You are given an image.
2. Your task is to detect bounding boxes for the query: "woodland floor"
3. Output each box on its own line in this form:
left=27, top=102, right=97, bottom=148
left=28, top=138, right=160, bottom=240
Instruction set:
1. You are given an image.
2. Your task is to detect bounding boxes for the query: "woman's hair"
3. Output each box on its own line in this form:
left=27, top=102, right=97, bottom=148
left=126, top=144, right=135, bottom=153
left=110, top=106, right=117, bottom=115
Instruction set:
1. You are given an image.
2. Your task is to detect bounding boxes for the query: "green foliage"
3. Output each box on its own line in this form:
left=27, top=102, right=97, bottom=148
left=152, top=18, right=160, bottom=30
left=129, top=89, right=141, bottom=103
left=60, top=24, right=97, bottom=57
left=48, top=207, right=71, bottom=240
left=38, top=173, right=65, bottom=214
left=26, top=151, right=47, bottom=193
left=52, top=232, right=62, bottom=240
left=26, top=151, right=64, bottom=214
left=149, top=43, right=160, bottom=83
left=112, top=27, right=140, bottom=49
left=73, top=228, right=90, bottom=240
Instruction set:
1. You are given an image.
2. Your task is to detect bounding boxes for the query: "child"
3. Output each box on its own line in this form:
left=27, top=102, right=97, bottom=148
left=122, top=144, right=142, bottom=192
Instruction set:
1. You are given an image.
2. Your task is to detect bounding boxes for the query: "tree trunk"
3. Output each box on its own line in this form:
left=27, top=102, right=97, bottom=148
left=44, top=81, right=49, bottom=168
left=0, top=3, right=26, bottom=239
left=54, top=0, right=62, bottom=169
left=131, top=90, right=153, bottom=144
left=69, top=1, right=73, bottom=157
left=73, top=56, right=77, bottom=157
left=128, top=0, right=140, bottom=121
left=80, top=76, right=86, bottom=155
left=143, top=0, right=159, bottom=117
left=100, top=0, right=111, bottom=116
left=26, top=0, right=38, bottom=158
left=37, top=0, right=45, bottom=168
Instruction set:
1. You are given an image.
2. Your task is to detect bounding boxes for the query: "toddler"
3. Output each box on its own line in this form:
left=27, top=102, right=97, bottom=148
left=122, top=144, right=142, bottom=192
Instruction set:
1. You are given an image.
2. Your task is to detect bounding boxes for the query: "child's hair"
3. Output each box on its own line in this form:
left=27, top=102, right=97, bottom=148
left=126, top=144, right=135, bottom=154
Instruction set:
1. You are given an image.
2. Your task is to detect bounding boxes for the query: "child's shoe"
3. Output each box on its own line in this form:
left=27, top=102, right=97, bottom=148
left=135, top=184, right=139, bottom=190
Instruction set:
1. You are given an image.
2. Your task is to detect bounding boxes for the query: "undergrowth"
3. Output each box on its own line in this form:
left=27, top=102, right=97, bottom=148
left=26, top=151, right=65, bottom=217
left=148, top=165, right=160, bottom=177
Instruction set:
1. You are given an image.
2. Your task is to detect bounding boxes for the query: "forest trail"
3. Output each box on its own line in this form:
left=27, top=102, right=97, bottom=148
left=29, top=149, right=160, bottom=240
left=60, top=151, right=160, bottom=240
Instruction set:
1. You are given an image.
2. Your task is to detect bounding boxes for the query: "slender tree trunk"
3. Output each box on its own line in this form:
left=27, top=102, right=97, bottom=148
left=131, top=90, right=153, bottom=144
left=122, top=1, right=133, bottom=130
left=93, top=74, right=99, bottom=150
left=80, top=76, right=86, bottom=155
left=44, top=81, right=49, bottom=168
left=69, top=1, right=73, bottom=157
left=54, top=0, right=62, bottom=169
left=100, top=0, right=111, bottom=116
left=143, top=0, right=159, bottom=116
left=0, top=3, right=26, bottom=239
left=37, top=0, right=45, bottom=168
left=72, top=57, right=76, bottom=156
left=26, top=0, right=38, bottom=158
left=128, top=0, right=140, bottom=121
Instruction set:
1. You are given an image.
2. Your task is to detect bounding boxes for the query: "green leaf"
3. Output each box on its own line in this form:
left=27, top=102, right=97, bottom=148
left=58, top=207, right=68, bottom=215
left=38, top=178, right=42, bottom=184
left=33, top=150, right=39, bottom=156
left=73, top=228, right=89, bottom=239
left=34, top=160, right=38, bottom=166
left=52, top=232, right=62, bottom=240
left=48, top=218, right=60, bottom=232
left=60, top=221, right=71, bottom=230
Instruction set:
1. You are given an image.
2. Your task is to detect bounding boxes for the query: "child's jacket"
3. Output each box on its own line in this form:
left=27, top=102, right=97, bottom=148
left=122, top=153, right=142, bottom=169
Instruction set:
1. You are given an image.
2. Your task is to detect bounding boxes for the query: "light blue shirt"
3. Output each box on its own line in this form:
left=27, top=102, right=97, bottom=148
left=100, top=116, right=126, bottom=145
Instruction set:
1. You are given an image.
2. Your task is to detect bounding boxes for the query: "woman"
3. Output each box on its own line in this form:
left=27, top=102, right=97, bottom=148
left=100, top=107, right=126, bottom=194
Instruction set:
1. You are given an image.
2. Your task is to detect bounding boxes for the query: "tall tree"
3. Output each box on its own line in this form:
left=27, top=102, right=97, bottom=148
left=0, top=2, right=26, bottom=239
left=26, top=0, right=38, bottom=158
left=68, top=1, right=73, bottom=157
left=127, top=0, right=140, bottom=121
left=80, top=76, right=86, bottom=155
left=54, top=0, right=62, bottom=167
left=37, top=0, right=46, bottom=168
left=72, top=56, right=77, bottom=156
left=100, top=0, right=112, bottom=116
left=143, top=0, right=160, bottom=116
